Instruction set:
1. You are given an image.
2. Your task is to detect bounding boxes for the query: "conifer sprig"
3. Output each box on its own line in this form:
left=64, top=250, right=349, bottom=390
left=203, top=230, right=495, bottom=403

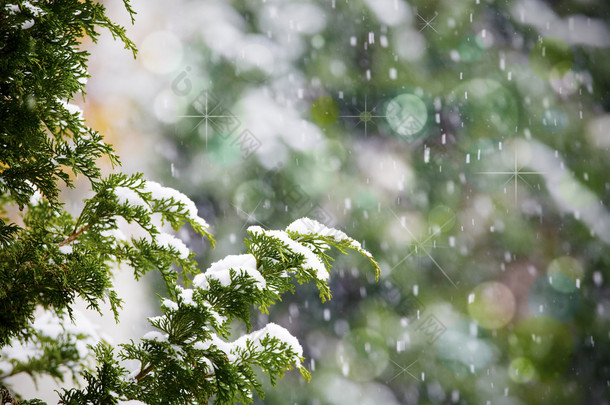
left=56, top=219, right=378, bottom=405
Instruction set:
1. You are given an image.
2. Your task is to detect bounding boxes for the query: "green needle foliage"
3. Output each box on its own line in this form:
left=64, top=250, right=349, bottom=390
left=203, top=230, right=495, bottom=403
left=0, top=1, right=380, bottom=404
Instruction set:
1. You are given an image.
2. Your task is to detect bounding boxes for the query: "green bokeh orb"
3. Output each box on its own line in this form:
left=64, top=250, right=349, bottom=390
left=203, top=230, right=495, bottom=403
left=509, top=316, right=573, bottom=380
left=508, top=357, right=537, bottom=383
left=547, top=256, right=584, bottom=293
left=468, top=281, right=516, bottom=330
left=311, top=96, right=339, bottom=126
left=385, top=93, right=428, bottom=141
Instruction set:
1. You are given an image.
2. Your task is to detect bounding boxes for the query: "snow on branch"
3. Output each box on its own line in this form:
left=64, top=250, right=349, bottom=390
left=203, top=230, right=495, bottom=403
left=111, top=217, right=377, bottom=403
left=193, top=254, right=266, bottom=290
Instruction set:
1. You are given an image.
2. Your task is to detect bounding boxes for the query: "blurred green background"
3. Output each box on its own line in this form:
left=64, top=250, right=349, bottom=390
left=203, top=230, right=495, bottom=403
left=85, top=0, right=610, bottom=403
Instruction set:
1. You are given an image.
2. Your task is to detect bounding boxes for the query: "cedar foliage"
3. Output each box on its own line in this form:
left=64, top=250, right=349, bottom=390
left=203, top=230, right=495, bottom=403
left=0, top=2, right=379, bottom=403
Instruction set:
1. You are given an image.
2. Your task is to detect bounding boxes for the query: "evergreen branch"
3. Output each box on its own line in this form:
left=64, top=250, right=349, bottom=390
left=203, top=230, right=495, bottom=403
left=134, top=364, right=153, bottom=382
left=0, top=387, right=19, bottom=405
left=58, top=224, right=91, bottom=247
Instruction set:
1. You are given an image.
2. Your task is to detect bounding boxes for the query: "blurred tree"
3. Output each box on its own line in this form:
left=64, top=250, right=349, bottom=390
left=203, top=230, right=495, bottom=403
left=151, top=0, right=610, bottom=403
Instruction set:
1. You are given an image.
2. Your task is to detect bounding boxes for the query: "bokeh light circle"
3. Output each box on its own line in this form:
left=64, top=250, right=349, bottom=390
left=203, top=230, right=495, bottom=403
left=528, top=274, right=580, bottom=321
left=468, top=281, right=516, bottom=330
left=508, top=357, right=537, bottom=384
left=530, top=37, right=573, bottom=80
left=509, top=317, right=573, bottom=380
left=385, top=93, right=428, bottom=141
left=547, top=256, right=584, bottom=293
left=311, top=96, right=339, bottom=126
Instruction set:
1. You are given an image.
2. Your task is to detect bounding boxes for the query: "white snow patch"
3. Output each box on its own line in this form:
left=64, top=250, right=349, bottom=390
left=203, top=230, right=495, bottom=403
left=161, top=299, right=179, bottom=311
left=191, top=216, right=210, bottom=230
left=143, top=180, right=210, bottom=230
left=59, top=245, right=73, bottom=255
left=248, top=226, right=329, bottom=280
left=24, top=1, right=43, bottom=16
left=194, top=323, right=302, bottom=366
left=287, top=218, right=349, bottom=241
left=194, top=334, right=237, bottom=361
left=209, top=309, right=227, bottom=326
left=178, top=287, right=195, bottom=306
left=0, top=361, right=13, bottom=377
left=58, top=99, right=84, bottom=119
left=142, top=331, right=169, bottom=342
left=114, top=186, right=150, bottom=210
left=156, top=232, right=190, bottom=259
left=193, top=254, right=265, bottom=289
left=5, top=4, right=20, bottom=14
left=286, top=218, right=374, bottom=259
left=201, top=357, right=215, bottom=375
left=100, top=228, right=127, bottom=241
